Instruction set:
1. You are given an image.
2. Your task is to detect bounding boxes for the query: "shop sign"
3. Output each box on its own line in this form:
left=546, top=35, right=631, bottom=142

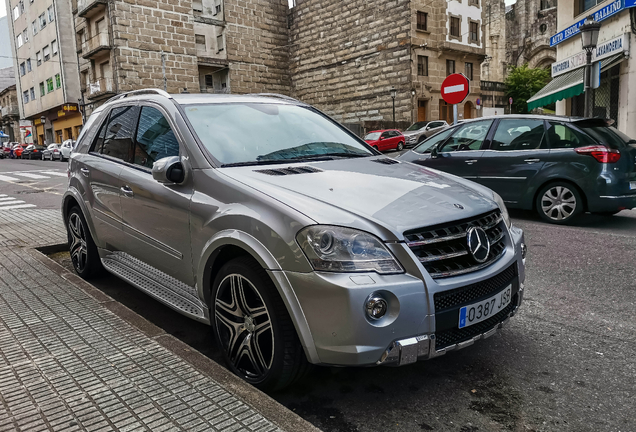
left=550, top=0, right=625, bottom=47
left=551, top=34, right=629, bottom=77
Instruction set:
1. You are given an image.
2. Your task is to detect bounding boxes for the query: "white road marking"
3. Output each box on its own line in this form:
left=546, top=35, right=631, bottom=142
left=39, top=171, right=68, bottom=177
left=13, top=173, right=50, bottom=180
left=443, top=84, right=465, bottom=94
left=0, top=200, right=25, bottom=206
left=0, top=197, right=17, bottom=201
left=0, top=194, right=6, bottom=197
left=0, top=174, right=20, bottom=182
left=0, top=204, right=37, bottom=210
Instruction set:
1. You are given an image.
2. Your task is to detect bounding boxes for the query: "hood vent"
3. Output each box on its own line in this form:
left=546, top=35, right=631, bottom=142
left=372, top=158, right=400, bottom=165
left=255, top=166, right=323, bottom=176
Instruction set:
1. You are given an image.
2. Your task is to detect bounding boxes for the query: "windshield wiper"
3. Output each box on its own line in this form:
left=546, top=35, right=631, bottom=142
left=287, top=152, right=369, bottom=160
left=220, top=160, right=302, bottom=168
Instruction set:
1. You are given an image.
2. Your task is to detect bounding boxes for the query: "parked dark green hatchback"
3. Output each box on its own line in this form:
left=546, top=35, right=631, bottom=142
left=397, top=115, right=636, bottom=224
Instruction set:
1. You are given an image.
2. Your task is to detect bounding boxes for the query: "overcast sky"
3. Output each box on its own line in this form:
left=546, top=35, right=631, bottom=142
left=0, top=2, right=5, bottom=18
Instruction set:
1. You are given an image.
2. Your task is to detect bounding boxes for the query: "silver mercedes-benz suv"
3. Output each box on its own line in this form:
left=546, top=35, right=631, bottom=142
left=63, top=89, right=527, bottom=390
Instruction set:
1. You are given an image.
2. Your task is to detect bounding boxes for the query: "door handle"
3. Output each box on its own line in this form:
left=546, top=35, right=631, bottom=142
left=524, top=158, right=541, bottom=164
left=120, top=186, right=134, bottom=197
left=465, top=159, right=478, bottom=164
left=80, top=167, right=90, bottom=177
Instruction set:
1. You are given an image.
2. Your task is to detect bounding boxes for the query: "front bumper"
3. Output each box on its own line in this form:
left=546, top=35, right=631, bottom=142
left=287, top=225, right=526, bottom=367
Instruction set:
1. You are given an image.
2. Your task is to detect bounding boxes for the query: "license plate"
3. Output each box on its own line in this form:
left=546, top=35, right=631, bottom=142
left=458, top=285, right=512, bottom=329
left=630, top=181, right=636, bottom=190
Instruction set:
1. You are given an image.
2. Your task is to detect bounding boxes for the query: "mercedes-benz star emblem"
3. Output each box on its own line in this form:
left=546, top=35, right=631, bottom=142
left=466, top=227, right=490, bottom=263
left=454, top=203, right=464, bottom=210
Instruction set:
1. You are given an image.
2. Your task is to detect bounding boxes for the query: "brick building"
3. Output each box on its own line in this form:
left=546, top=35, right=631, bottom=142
left=289, top=0, right=486, bottom=132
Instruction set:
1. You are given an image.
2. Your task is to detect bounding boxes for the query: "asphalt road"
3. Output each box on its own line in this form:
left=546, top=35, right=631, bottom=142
left=0, top=157, right=68, bottom=210
left=15, top=153, right=635, bottom=432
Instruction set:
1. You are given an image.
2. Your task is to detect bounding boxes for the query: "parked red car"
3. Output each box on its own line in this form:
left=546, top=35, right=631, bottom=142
left=12, top=144, right=28, bottom=158
left=364, top=129, right=405, bottom=152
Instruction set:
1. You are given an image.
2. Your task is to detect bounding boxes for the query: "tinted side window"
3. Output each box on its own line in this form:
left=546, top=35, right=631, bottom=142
left=429, top=122, right=443, bottom=129
left=90, top=115, right=109, bottom=153
left=134, top=107, right=179, bottom=168
left=413, top=127, right=455, bottom=154
left=491, top=119, right=546, bottom=151
left=548, top=122, right=596, bottom=149
left=381, top=131, right=390, bottom=139
left=439, top=120, right=493, bottom=152
left=102, top=106, right=140, bottom=161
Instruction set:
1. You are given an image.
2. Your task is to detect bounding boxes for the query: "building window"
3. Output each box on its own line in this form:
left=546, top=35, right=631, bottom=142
left=46, top=77, right=54, bottom=93
left=13, top=6, right=19, bottom=21
left=17, top=34, right=23, bottom=48
left=36, top=51, right=42, bottom=66
left=52, top=40, right=58, bottom=56
left=195, top=34, right=206, bottom=50
left=417, top=55, right=428, bottom=76
left=540, top=0, right=553, bottom=9
left=214, top=0, right=221, bottom=15
left=48, top=5, right=55, bottom=22
left=446, top=59, right=455, bottom=76
left=465, top=62, right=473, bottom=80
left=540, top=24, right=547, bottom=34
left=26, top=59, right=31, bottom=72
left=23, top=29, right=28, bottom=43
left=576, top=0, right=602, bottom=15
left=39, top=82, right=45, bottom=96
left=417, top=11, right=428, bottom=31
left=23, top=90, right=29, bottom=104
left=469, top=21, right=479, bottom=43
left=43, top=45, right=50, bottom=61
left=217, top=34, right=224, bottom=52
left=19, top=1, right=24, bottom=14
left=19, top=62, right=26, bottom=76
left=30, top=87, right=35, bottom=100
left=469, top=0, right=479, bottom=6
left=55, top=73, right=61, bottom=89
left=205, top=74, right=213, bottom=87
left=450, top=17, right=460, bottom=38
left=32, top=20, right=38, bottom=35
left=39, top=13, right=47, bottom=29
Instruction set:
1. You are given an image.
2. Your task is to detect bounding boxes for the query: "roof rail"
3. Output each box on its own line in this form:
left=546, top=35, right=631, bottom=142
left=249, top=93, right=300, bottom=103
left=108, top=88, right=172, bottom=102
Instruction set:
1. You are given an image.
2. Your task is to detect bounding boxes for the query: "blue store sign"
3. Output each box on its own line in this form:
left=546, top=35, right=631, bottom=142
left=550, top=0, right=630, bottom=47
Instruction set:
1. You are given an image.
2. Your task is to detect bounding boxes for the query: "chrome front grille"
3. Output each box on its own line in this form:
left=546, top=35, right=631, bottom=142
left=405, top=210, right=507, bottom=279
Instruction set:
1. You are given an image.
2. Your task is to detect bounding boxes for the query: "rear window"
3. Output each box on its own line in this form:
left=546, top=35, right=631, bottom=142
left=579, top=126, right=635, bottom=149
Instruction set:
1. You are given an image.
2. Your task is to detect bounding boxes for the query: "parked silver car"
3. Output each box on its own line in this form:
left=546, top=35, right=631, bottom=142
left=403, top=120, right=449, bottom=147
left=63, top=90, right=527, bottom=390
left=42, top=143, right=61, bottom=160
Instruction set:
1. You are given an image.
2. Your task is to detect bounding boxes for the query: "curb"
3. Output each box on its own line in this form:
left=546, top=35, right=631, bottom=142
left=27, top=246, right=322, bottom=432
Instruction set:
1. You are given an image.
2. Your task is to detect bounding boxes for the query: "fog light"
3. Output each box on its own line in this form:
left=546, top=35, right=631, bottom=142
left=366, top=296, right=388, bottom=320
left=521, top=243, right=527, bottom=260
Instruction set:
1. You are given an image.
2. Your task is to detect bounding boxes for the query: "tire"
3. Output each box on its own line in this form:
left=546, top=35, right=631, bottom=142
left=536, top=182, right=583, bottom=224
left=41, top=153, right=45, bottom=160
left=66, top=206, right=103, bottom=279
left=396, top=141, right=404, bottom=151
left=373, top=145, right=379, bottom=152
left=211, top=256, right=310, bottom=391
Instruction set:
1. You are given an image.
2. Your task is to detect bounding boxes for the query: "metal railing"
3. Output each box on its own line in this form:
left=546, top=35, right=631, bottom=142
left=480, top=81, right=506, bottom=92
left=1, top=106, right=19, bottom=117
left=77, top=0, right=107, bottom=16
left=83, top=32, right=110, bottom=55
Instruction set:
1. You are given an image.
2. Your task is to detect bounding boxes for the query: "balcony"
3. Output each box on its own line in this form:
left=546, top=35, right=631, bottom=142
left=81, top=32, right=111, bottom=59
left=87, top=77, right=115, bottom=99
left=480, top=81, right=506, bottom=92
left=1, top=106, right=19, bottom=117
left=77, top=0, right=107, bottom=18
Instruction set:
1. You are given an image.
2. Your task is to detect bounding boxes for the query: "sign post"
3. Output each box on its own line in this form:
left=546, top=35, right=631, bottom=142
left=441, top=73, right=471, bottom=125
left=509, top=97, right=513, bottom=114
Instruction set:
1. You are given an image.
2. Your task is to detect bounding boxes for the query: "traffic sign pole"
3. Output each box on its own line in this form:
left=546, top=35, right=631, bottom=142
left=453, top=104, right=458, bottom=125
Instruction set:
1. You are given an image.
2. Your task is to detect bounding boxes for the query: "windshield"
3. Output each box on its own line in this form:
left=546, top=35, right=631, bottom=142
left=581, top=126, right=635, bottom=148
left=183, top=103, right=372, bottom=166
left=364, top=132, right=381, bottom=141
left=413, top=128, right=455, bottom=153
left=406, top=122, right=429, bottom=131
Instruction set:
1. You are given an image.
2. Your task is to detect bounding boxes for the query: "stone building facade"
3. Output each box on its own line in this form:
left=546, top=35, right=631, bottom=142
left=0, top=84, right=21, bottom=142
left=289, top=0, right=486, bottom=133
left=505, top=0, right=557, bottom=70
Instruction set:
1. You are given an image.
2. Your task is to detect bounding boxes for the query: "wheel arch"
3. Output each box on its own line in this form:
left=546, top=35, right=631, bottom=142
left=198, top=230, right=320, bottom=364
left=532, top=178, right=589, bottom=212
left=62, top=189, right=100, bottom=243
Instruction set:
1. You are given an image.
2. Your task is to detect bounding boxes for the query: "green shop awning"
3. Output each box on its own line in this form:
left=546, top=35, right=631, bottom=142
left=527, top=68, right=584, bottom=111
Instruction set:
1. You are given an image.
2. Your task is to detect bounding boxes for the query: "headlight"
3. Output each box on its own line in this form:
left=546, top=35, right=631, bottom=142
left=296, top=226, right=403, bottom=274
left=492, top=192, right=511, bottom=229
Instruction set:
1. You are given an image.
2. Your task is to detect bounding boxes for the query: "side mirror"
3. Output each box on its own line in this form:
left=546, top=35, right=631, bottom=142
left=430, top=145, right=439, bottom=159
left=379, top=136, right=385, bottom=140
left=152, top=156, right=185, bottom=184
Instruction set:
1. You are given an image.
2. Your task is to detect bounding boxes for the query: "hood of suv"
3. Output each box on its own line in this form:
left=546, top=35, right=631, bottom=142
left=220, top=157, right=497, bottom=239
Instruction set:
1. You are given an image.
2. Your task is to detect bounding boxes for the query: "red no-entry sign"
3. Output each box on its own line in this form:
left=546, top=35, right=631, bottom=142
left=441, top=73, right=470, bottom=105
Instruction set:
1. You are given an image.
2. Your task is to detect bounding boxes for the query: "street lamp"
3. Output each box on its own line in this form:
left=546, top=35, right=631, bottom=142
left=580, top=17, right=600, bottom=118
left=390, top=87, right=397, bottom=128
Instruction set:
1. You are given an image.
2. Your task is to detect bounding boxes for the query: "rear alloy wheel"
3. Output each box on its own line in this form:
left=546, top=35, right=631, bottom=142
left=397, top=141, right=404, bottom=151
left=41, top=153, right=45, bottom=160
left=212, top=257, right=309, bottom=391
left=536, top=182, right=582, bottom=224
left=67, top=207, right=103, bottom=279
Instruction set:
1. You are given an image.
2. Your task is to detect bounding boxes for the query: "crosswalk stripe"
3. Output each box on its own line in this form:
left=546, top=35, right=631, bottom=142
left=39, top=171, right=68, bottom=177
left=0, top=197, right=17, bottom=201
left=0, top=200, right=25, bottom=206
left=0, top=175, right=19, bottom=182
left=0, top=194, right=6, bottom=197
left=0, top=204, right=36, bottom=210
left=13, top=173, right=50, bottom=180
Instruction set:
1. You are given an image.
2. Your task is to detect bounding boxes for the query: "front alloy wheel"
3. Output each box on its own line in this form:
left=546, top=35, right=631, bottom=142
left=537, top=183, right=582, bottom=224
left=397, top=141, right=404, bottom=151
left=211, top=257, right=309, bottom=391
left=67, top=207, right=102, bottom=279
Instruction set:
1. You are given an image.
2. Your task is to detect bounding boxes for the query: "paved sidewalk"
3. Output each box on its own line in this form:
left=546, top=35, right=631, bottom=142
left=0, top=209, right=319, bottom=432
